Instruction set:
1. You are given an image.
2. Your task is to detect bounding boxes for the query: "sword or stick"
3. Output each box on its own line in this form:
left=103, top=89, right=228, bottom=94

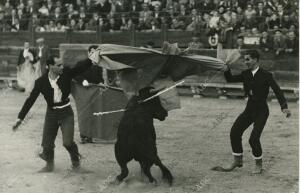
left=88, top=83, right=123, bottom=91
left=93, top=80, right=184, bottom=116
left=141, top=80, right=184, bottom=102
left=93, top=109, right=126, bottom=116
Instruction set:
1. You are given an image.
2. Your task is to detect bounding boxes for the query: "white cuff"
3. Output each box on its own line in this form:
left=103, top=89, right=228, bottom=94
left=252, top=155, right=263, bottom=160
left=232, top=152, right=243, bottom=156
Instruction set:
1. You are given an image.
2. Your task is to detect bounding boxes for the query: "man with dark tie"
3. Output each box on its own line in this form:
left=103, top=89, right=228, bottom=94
left=212, top=50, right=291, bottom=174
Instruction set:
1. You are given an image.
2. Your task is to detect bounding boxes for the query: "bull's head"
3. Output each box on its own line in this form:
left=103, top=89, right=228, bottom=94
left=138, top=87, right=168, bottom=121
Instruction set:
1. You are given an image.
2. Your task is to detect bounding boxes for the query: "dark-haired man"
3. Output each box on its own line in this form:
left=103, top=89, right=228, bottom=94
left=74, top=45, right=104, bottom=144
left=212, top=50, right=291, bottom=174
left=12, top=56, right=94, bottom=172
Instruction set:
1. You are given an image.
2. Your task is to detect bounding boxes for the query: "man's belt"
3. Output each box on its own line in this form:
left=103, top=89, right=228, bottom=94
left=52, top=102, right=71, bottom=109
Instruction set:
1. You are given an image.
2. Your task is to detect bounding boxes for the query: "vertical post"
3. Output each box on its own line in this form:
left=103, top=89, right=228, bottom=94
left=65, top=29, right=72, bottom=43
left=29, top=17, right=35, bottom=46
left=97, top=25, right=102, bottom=43
left=162, top=23, right=167, bottom=42
left=130, top=24, right=136, bottom=46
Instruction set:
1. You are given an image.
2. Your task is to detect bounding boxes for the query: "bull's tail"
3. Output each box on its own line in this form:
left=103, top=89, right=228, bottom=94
left=153, top=157, right=173, bottom=186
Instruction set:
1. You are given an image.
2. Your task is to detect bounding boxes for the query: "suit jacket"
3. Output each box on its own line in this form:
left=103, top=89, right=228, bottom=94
left=273, top=37, right=286, bottom=50
left=259, top=36, right=273, bottom=50
left=18, top=58, right=93, bottom=120
left=35, top=45, right=51, bottom=74
left=74, top=64, right=104, bottom=84
left=285, top=38, right=299, bottom=54
left=224, top=68, right=287, bottom=110
left=17, top=48, right=36, bottom=66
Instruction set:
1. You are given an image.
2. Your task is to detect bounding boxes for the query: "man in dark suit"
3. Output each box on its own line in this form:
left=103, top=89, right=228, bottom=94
left=17, top=41, right=36, bottom=66
left=12, top=55, right=95, bottom=172
left=35, top=38, right=51, bottom=75
left=212, top=50, right=291, bottom=174
left=73, top=45, right=104, bottom=144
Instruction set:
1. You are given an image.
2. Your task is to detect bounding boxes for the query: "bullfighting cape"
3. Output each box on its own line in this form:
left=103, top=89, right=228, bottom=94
left=89, top=43, right=227, bottom=110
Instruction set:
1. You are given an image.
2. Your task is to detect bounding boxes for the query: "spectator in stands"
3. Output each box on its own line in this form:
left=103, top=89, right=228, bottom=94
left=285, top=31, right=298, bottom=55
left=237, top=25, right=250, bottom=37
left=77, top=18, right=86, bottom=31
left=68, top=18, right=78, bottom=31
left=242, top=13, right=257, bottom=30
left=3, top=1, right=13, bottom=17
left=94, top=0, right=111, bottom=16
left=126, top=0, right=140, bottom=24
left=88, top=12, right=99, bottom=30
left=136, top=17, right=151, bottom=31
left=186, top=12, right=203, bottom=32
left=244, top=3, right=256, bottom=19
left=199, top=0, right=216, bottom=14
left=35, top=38, right=51, bottom=75
left=234, top=36, right=245, bottom=50
left=259, top=31, right=273, bottom=52
left=54, top=21, right=66, bottom=32
left=152, top=4, right=164, bottom=26
left=106, top=17, right=120, bottom=32
left=170, top=17, right=185, bottom=30
left=217, top=5, right=226, bottom=15
left=178, top=4, right=190, bottom=27
left=276, top=4, right=286, bottom=24
left=223, top=7, right=235, bottom=24
left=268, top=13, right=280, bottom=29
left=256, top=2, right=267, bottom=22
left=273, top=30, right=286, bottom=55
left=209, top=10, right=219, bottom=29
left=65, top=3, right=78, bottom=22
left=110, top=0, right=124, bottom=13
left=218, top=17, right=234, bottom=48
left=149, top=19, right=160, bottom=31
left=48, top=20, right=56, bottom=32
left=139, top=3, right=153, bottom=24
left=6, top=8, right=17, bottom=31
left=51, top=7, right=65, bottom=25
left=186, top=34, right=204, bottom=54
left=78, top=6, right=88, bottom=23
left=11, top=18, right=20, bottom=32
left=288, top=24, right=298, bottom=36
left=38, top=3, right=49, bottom=17
left=25, top=0, right=36, bottom=16
left=250, top=27, right=261, bottom=37
left=120, top=18, right=134, bottom=31
left=265, top=6, right=274, bottom=17
left=280, top=14, right=292, bottom=30
left=235, top=6, right=244, bottom=26
left=46, top=0, right=55, bottom=15
left=17, top=9, right=28, bottom=31
left=186, top=0, right=201, bottom=12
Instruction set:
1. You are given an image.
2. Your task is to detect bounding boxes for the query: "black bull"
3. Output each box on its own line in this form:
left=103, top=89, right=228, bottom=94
left=114, top=88, right=174, bottom=185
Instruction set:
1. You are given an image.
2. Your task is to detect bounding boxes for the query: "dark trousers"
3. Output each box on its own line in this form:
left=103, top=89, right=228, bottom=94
left=41, top=106, right=79, bottom=161
left=230, top=101, right=269, bottom=158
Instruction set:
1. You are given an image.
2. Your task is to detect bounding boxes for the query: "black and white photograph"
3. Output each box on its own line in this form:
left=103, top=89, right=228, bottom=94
left=0, top=0, right=298, bottom=192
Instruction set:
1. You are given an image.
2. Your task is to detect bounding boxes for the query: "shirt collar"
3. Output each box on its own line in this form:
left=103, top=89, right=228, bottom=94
left=251, top=67, right=259, bottom=76
left=48, top=75, right=60, bottom=83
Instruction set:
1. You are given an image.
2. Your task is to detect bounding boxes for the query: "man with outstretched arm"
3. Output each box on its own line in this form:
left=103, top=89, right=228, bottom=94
left=212, top=49, right=291, bottom=174
left=12, top=55, right=94, bottom=172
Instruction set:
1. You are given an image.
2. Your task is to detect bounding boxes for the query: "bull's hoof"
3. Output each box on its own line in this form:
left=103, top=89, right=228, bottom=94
left=163, top=176, right=173, bottom=186
left=110, top=176, right=123, bottom=185
left=149, top=178, right=158, bottom=186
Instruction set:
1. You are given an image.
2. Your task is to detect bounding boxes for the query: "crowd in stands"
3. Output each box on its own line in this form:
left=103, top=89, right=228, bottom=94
left=0, top=0, right=298, bottom=53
